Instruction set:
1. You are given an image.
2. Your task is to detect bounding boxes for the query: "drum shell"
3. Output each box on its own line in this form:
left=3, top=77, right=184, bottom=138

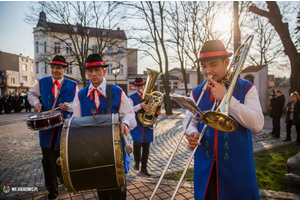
left=26, top=111, right=63, bottom=131
left=60, top=114, right=125, bottom=193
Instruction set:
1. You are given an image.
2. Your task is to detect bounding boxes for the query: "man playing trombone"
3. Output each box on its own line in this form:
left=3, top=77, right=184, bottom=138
left=183, top=40, right=264, bottom=200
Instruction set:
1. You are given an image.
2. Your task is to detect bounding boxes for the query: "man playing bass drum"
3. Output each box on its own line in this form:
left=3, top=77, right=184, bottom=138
left=183, top=40, right=264, bottom=200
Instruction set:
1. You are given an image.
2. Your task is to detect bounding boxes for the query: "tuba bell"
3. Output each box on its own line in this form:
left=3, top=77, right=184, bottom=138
left=137, top=68, right=164, bottom=127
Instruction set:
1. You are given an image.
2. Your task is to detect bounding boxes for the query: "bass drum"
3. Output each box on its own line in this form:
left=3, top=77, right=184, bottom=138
left=60, top=114, right=125, bottom=193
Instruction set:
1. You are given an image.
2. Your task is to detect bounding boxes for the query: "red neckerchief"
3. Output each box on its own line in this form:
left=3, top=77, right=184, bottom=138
left=206, top=82, right=215, bottom=101
left=52, top=80, right=60, bottom=96
left=90, top=88, right=100, bottom=100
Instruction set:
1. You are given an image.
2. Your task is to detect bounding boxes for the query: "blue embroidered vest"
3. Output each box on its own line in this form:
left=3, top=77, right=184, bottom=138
left=192, top=78, right=259, bottom=200
left=129, top=92, right=153, bottom=143
left=39, top=77, right=76, bottom=150
left=78, top=83, right=131, bottom=174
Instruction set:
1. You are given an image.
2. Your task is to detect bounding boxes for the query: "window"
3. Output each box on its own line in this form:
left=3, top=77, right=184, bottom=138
left=107, top=46, right=113, bottom=56
left=44, top=62, right=47, bottom=74
left=102, top=30, right=106, bottom=36
left=35, top=41, right=39, bottom=53
left=54, top=42, right=61, bottom=53
left=11, top=78, right=15, bottom=84
left=22, top=64, right=27, bottom=71
left=31, top=66, right=34, bottom=72
left=73, top=26, right=78, bottom=33
left=118, top=47, right=124, bottom=57
left=22, top=76, right=27, bottom=82
left=66, top=62, right=73, bottom=74
left=36, top=62, right=39, bottom=73
left=119, top=65, right=124, bottom=75
left=66, top=43, right=72, bottom=54
left=87, top=29, right=90, bottom=35
left=92, top=45, right=98, bottom=54
left=31, top=77, right=34, bottom=83
left=44, top=41, right=47, bottom=53
left=80, top=44, right=87, bottom=54
left=107, top=64, right=113, bottom=75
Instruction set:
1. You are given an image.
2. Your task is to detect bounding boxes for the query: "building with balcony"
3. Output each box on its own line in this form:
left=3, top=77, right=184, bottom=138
left=33, top=10, right=137, bottom=94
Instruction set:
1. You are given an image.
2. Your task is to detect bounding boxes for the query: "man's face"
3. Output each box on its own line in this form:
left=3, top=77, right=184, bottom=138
left=201, top=58, right=229, bottom=82
left=275, top=91, right=281, bottom=97
left=51, top=65, right=66, bottom=80
left=86, top=67, right=107, bottom=87
left=135, top=85, right=144, bottom=93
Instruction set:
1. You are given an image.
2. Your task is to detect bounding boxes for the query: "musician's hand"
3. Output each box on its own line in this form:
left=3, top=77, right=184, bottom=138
left=207, top=78, right=226, bottom=101
left=186, top=132, right=200, bottom=151
left=34, top=103, right=42, bottom=112
left=141, top=102, right=150, bottom=111
left=156, top=109, right=161, bottom=115
left=120, top=123, right=129, bottom=136
left=59, top=102, right=69, bottom=111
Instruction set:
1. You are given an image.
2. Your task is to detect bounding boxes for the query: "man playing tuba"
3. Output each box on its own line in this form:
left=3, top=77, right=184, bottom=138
left=183, top=40, right=264, bottom=200
left=128, top=77, right=161, bottom=176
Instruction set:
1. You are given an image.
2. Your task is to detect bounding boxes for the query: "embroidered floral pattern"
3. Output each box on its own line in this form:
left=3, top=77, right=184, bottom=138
left=224, top=132, right=229, bottom=161
left=205, top=129, right=210, bottom=159
left=206, top=150, right=209, bottom=158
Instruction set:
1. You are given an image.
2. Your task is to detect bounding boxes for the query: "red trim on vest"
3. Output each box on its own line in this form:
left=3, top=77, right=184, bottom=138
left=51, top=61, right=67, bottom=66
left=86, top=61, right=106, bottom=66
left=200, top=51, right=229, bottom=59
left=246, top=84, right=254, bottom=94
left=49, top=128, right=56, bottom=148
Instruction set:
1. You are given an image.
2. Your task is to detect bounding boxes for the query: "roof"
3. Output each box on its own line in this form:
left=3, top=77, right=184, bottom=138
left=169, top=67, right=197, bottom=73
left=47, top=23, right=127, bottom=40
left=241, top=65, right=267, bottom=73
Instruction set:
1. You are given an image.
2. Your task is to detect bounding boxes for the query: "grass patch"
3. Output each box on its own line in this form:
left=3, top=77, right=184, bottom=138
left=163, top=144, right=299, bottom=192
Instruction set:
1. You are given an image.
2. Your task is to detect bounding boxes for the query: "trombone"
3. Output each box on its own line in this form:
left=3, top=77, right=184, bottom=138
left=149, top=35, right=254, bottom=200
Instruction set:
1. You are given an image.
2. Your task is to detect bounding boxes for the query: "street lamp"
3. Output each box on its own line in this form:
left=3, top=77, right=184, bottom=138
left=112, top=67, right=120, bottom=85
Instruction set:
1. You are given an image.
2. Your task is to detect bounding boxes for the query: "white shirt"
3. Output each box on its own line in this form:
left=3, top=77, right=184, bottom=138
left=183, top=85, right=264, bottom=134
left=28, top=77, right=78, bottom=112
left=128, top=92, right=143, bottom=112
left=72, top=78, right=137, bottom=131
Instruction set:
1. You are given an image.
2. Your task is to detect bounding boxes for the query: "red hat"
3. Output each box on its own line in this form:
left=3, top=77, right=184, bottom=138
left=195, top=40, right=232, bottom=63
left=84, top=54, right=109, bottom=69
left=133, top=77, right=145, bottom=86
left=50, top=55, right=68, bottom=67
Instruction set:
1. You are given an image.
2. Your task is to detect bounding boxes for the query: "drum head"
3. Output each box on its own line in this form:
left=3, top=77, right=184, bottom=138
left=26, top=110, right=64, bottom=131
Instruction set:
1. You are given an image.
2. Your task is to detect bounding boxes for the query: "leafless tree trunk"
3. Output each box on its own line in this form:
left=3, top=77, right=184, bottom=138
left=249, top=1, right=300, bottom=94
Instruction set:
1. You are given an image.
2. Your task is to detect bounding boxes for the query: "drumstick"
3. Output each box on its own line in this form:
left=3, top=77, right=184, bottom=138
left=122, top=135, right=133, bottom=154
left=43, top=102, right=73, bottom=114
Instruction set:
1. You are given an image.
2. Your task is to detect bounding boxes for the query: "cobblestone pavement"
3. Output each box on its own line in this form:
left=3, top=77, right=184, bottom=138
left=0, top=109, right=299, bottom=200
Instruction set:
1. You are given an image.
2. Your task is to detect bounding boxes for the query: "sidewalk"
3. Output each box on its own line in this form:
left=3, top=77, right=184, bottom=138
left=1, top=110, right=300, bottom=200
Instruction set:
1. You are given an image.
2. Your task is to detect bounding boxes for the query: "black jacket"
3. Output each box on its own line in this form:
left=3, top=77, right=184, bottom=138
left=269, top=94, right=285, bottom=118
left=293, top=100, right=300, bottom=126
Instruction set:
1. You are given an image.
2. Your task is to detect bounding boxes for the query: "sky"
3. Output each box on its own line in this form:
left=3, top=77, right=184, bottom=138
left=0, top=1, right=34, bottom=58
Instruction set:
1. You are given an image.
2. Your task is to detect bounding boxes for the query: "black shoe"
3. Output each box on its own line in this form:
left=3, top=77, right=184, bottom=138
left=141, top=168, right=151, bottom=176
left=271, top=134, right=279, bottom=139
left=283, top=138, right=291, bottom=142
left=293, top=141, right=300, bottom=146
left=134, top=163, right=139, bottom=171
left=269, top=132, right=273, bottom=135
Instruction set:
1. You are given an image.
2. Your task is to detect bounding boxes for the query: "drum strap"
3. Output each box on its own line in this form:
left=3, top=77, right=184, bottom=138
left=107, top=84, right=112, bottom=114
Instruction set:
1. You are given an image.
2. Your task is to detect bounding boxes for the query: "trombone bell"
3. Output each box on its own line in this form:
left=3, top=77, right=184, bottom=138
left=202, top=111, right=238, bottom=132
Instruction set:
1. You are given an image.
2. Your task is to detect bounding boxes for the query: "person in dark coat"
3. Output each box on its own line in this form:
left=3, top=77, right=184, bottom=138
left=12, top=92, right=22, bottom=113
left=269, top=89, right=285, bottom=138
left=24, top=92, right=32, bottom=112
left=293, top=93, right=300, bottom=146
left=3, top=92, right=12, bottom=113
left=284, top=92, right=299, bottom=142
left=0, top=94, right=3, bottom=114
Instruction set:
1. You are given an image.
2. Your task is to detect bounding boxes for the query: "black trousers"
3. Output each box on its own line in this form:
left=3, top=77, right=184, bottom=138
left=286, top=120, right=294, bottom=139
left=133, top=142, right=150, bottom=170
left=97, top=187, right=127, bottom=200
left=296, top=125, right=300, bottom=142
left=205, top=162, right=217, bottom=200
left=272, top=117, right=281, bottom=137
left=41, top=147, right=62, bottom=199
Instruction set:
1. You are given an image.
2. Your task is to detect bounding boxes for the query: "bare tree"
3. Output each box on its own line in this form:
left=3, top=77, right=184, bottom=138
left=25, top=1, right=127, bottom=86
left=122, top=1, right=173, bottom=115
left=249, top=1, right=300, bottom=94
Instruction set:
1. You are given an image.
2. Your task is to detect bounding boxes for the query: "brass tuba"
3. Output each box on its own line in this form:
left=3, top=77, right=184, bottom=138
left=137, top=68, right=164, bottom=127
